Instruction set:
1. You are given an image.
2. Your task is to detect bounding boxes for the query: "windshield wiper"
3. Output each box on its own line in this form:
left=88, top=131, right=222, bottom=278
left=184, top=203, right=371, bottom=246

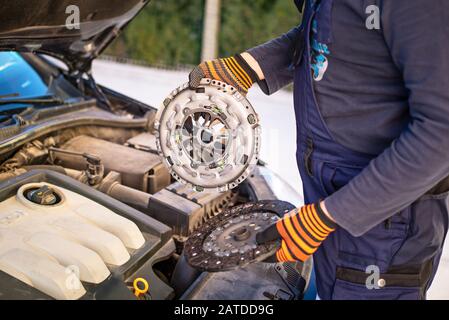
left=0, top=96, right=64, bottom=106
left=0, top=93, right=20, bottom=99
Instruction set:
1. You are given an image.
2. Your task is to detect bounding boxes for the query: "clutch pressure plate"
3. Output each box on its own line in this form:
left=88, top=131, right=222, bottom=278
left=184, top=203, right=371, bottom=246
left=154, top=78, right=261, bottom=192
left=184, top=201, right=295, bottom=272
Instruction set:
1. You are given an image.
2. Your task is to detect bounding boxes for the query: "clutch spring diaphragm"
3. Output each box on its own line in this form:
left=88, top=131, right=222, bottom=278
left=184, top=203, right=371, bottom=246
left=184, top=200, right=295, bottom=272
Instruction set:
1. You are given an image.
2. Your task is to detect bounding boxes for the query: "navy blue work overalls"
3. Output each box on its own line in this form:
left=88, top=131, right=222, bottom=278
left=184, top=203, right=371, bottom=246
left=293, top=0, right=449, bottom=299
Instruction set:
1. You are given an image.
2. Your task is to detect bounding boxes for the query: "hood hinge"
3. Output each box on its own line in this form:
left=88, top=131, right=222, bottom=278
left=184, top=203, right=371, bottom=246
left=72, top=63, right=113, bottom=111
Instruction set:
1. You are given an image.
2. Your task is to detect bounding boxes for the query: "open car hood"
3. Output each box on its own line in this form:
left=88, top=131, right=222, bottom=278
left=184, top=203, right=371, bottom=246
left=0, top=0, right=150, bottom=72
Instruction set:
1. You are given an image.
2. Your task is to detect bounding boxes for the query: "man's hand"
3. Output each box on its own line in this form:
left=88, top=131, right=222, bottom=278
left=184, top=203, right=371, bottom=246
left=256, top=202, right=336, bottom=262
left=189, top=53, right=261, bottom=95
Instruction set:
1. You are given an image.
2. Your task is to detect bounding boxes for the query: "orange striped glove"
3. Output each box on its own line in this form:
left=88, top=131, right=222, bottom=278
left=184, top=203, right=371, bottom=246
left=256, top=203, right=336, bottom=262
left=189, top=54, right=259, bottom=95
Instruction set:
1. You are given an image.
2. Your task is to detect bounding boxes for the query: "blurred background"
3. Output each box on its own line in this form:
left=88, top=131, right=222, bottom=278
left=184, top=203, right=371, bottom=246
left=104, top=0, right=299, bottom=67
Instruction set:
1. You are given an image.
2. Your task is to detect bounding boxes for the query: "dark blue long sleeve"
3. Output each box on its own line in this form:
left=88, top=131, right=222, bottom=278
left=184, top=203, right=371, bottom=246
left=326, top=0, right=449, bottom=235
left=247, top=26, right=301, bottom=94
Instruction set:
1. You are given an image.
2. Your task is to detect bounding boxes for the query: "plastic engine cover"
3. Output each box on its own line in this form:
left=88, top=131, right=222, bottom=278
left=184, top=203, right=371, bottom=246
left=0, top=170, right=173, bottom=300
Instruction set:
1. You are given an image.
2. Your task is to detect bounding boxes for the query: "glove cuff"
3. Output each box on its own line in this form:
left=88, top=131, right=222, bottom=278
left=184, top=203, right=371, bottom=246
left=275, top=203, right=336, bottom=262
left=233, top=54, right=260, bottom=83
left=315, top=201, right=337, bottom=230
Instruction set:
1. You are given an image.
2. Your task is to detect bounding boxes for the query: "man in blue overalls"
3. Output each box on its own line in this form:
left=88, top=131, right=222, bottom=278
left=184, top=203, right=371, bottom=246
left=189, top=0, right=449, bottom=299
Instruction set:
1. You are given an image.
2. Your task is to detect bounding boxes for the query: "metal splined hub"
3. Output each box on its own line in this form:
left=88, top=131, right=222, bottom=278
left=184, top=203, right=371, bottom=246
left=184, top=200, right=295, bottom=272
left=154, top=78, right=261, bottom=192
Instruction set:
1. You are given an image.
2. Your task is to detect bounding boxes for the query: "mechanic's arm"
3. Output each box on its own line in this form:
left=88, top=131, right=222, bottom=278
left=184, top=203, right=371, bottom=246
left=324, top=0, right=449, bottom=236
left=189, top=26, right=301, bottom=95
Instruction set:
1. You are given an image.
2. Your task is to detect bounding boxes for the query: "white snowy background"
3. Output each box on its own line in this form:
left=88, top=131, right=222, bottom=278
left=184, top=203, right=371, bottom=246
left=93, top=59, right=448, bottom=300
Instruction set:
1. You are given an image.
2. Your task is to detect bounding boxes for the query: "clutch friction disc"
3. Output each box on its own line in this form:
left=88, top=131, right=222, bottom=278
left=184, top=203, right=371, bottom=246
left=184, top=200, right=295, bottom=272
left=154, top=78, right=261, bottom=192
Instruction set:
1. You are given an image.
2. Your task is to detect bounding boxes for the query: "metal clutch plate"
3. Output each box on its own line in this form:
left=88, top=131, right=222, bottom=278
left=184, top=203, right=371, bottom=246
left=184, top=200, right=295, bottom=272
left=154, top=78, right=261, bottom=192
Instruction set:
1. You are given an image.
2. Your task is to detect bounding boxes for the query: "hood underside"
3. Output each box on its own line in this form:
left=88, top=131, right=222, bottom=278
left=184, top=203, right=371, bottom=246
left=0, top=0, right=150, bottom=72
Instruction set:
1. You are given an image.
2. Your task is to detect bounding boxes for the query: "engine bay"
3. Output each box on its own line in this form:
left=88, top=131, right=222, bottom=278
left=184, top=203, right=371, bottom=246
left=0, top=112, right=310, bottom=300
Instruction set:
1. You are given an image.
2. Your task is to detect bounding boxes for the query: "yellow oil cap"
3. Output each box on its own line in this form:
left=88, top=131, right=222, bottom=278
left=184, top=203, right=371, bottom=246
left=133, top=277, right=149, bottom=298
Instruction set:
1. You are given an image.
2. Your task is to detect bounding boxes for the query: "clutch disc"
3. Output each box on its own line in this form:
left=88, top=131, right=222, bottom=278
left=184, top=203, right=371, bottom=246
left=184, top=200, right=295, bottom=272
left=154, top=78, right=261, bottom=192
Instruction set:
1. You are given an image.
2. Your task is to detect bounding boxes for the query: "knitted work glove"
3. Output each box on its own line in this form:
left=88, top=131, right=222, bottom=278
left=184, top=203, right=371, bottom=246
left=189, top=54, right=259, bottom=95
left=256, top=203, right=336, bottom=262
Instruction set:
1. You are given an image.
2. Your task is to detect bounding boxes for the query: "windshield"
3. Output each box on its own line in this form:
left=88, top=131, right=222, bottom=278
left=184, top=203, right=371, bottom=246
left=0, top=52, right=49, bottom=100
